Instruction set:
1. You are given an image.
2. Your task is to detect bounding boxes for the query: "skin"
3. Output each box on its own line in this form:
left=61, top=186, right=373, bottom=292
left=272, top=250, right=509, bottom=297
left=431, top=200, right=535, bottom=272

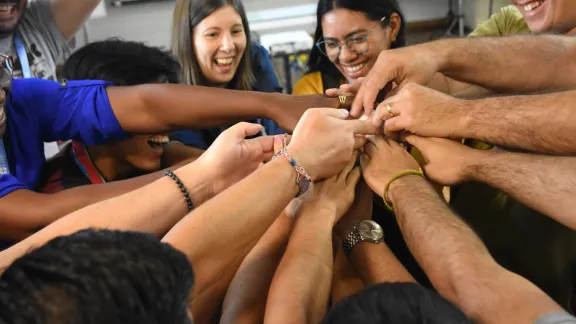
left=360, top=136, right=564, bottom=324
left=193, top=5, right=246, bottom=86
left=511, top=0, right=576, bottom=34
left=321, top=9, right=401, bottom=83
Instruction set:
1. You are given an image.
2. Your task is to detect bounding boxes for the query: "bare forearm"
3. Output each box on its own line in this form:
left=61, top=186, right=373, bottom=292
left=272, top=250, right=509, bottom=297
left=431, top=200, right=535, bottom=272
left=162, top=158, right=298, bottom=322
left=458, top=90, right=576, bottom=154
left=0, top=166, right=207, bottom=270
left=221, top=213, right=293, bottom=324
left=0, top=162, right=197, bottom=241
left=51, top=0, right=101, bottom=39
left=466, top=150, right=576, bottom=229
left=265, top=206, right=335, bottom=324
left=433, top=35, right=576, bottom=92
left=108, top=85, right=340, bottom=134
left=389, top=176, right=562, bottom=322
left=349, top=242, right=415, bottom=285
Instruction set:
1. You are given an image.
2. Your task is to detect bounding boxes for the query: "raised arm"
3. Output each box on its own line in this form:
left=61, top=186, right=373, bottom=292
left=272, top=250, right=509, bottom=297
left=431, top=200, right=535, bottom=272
left=107, top=84, right=343, bottom=133
left=160, top=109, right=377, bottom=323
left=352, top=35, right=576, bottom=116
left=378, top=84, right=576, bottom=155
left=360, top=136, right=564, bottom=324
left=406, top=136, right=576, bottom=230
left=50, top=0, right=102, bottom=39
left=265, top=156, right=361, bottom=324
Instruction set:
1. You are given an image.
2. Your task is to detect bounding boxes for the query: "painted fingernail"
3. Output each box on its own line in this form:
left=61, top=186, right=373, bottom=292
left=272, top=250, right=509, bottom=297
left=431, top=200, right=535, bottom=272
left=274, top=135, right=282, bottom=145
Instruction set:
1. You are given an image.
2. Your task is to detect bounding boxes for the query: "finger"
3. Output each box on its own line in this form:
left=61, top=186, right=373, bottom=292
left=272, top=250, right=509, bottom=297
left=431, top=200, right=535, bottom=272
left=273, top=135, right=283, bottom=154
left=261, top=151, right=274, bottom=161
left=359, top=151, right=370, bottom=169
left=404, top=134, right=425, bottom=148
left=230, top=122, right=263, bottom=138
left=320, top=108, right=351, bottom=120
left=346, top=167, right=362, bottom=187
left=354, top=135, right=368, bottom=149
left=373, top=100, right=400, bottom=126
left=248, top=135, right=275, bottom=154
left=383, top=117, right=408, bottom=134
left=362, top=138, right=377, bottom=157
left=347, top=119, right=378, bottom=136
left=340, top=150, right=358, bottom=180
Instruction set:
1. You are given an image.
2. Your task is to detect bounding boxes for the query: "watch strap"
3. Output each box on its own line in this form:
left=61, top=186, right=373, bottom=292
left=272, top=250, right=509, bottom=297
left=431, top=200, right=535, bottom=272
left=343, top=226, right=361, bottom=254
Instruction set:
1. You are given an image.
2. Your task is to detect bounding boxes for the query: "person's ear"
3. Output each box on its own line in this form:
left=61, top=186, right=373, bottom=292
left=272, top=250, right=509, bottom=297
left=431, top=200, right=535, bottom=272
left=387, top=13, right=402, bottom=44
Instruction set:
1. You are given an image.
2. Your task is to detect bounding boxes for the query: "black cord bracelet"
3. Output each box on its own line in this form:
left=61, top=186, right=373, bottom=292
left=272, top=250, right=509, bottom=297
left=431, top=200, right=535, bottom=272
left=164, top=170, right=194, bottom=212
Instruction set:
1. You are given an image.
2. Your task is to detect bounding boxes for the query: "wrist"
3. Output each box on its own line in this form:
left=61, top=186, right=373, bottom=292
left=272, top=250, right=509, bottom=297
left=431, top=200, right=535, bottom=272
left=299, top=201, right=339, bottom=226
left=460, top=148, right=491, bottom=183
left=387, top=174, right=428, bottom=206
left=270, top=154, right=301, bottom=197
left=174, top=164, right=213, bottom=207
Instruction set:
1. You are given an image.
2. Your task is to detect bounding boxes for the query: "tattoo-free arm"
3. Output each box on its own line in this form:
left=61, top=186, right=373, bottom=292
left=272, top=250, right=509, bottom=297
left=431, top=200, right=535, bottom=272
left=387, top=176, right=563, bottom=323
left=349, top=241, right=415, bottom=285
left=161, top=158, right=299, bottom=324
left=50, top=0, right=101, bottom=39
left=220, top=213, right=293, bottom=324
left=433, top=35, right=576, bottom=93
left=464, top=150, right=576, bottom=230
left=456, top=90, right=576, bottom=154
left=265, top=204, right=336, bottom=324
left=107, top=85, right=341, bottom=134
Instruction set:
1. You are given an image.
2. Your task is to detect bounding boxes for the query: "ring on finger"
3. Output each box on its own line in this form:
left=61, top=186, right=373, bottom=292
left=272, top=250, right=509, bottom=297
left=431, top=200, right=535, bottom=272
left=386, top=104, right=395, bottom=118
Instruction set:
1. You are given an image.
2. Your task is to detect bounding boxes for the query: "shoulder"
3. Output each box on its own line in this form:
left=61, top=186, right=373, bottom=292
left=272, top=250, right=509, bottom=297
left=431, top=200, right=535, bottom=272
left=469, top=5, right=530, bottom=37
left=293, top=72, right=323, bottom=95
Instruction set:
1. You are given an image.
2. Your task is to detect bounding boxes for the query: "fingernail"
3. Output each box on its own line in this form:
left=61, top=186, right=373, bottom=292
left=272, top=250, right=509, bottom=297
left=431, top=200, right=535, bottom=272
left=339, top=109, right=349, bottom=117
left=274, top=135, right=282, bottom=145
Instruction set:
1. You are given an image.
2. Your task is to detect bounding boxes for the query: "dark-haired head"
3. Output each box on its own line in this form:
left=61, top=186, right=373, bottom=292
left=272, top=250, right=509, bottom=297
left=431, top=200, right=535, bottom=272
left=322, top=283, right=472, bottom=324
left=307, top=0, right=406, bottom=84
left=0, top=229, right=194, bottom=324
left=61, top=38, right=180, bottom=85
left=172, top=0, right=253, bottom=90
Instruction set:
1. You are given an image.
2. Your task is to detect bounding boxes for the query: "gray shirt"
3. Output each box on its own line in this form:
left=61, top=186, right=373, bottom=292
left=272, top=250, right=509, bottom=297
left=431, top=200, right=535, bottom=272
left=1, top=0, right=74, bottom=80
left=535, top=312, right=576, bottom=324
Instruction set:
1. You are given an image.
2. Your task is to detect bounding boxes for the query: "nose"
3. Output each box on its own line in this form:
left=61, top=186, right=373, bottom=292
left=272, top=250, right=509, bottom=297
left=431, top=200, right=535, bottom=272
left=338, top=45, right=356, bottom=63
left=220, top=33, right=235, bottom=52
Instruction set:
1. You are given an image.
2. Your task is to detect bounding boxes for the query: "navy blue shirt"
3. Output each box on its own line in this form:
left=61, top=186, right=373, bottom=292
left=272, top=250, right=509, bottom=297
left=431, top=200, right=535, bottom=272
left=172, top=42, right=285, bottom=149
left=0, top=78, right=126, bottom=198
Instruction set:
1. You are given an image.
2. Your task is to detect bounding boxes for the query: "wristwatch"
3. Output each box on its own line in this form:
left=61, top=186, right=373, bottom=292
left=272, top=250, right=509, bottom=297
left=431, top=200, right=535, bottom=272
left=342, top=220, right=384, bottom=254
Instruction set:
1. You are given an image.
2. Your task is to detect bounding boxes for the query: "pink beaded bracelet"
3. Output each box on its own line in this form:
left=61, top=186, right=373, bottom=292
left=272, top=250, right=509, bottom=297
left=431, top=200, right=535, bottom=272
left=273, top=149, right=311, bottom=197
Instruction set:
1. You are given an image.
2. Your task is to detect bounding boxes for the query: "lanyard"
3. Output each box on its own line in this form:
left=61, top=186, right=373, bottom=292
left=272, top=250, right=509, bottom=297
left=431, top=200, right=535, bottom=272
left=71, top=141, right=106, bottom=184
left=0, top=32, right=31, bottom=175
left=13, top=32, right=31, bottom=78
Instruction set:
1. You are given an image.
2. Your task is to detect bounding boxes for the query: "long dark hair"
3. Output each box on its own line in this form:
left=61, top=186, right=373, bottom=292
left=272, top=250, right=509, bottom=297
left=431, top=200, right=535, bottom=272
left=307, top=0, right=406, bottom=80
left=172, top=0, right=254, bottom=90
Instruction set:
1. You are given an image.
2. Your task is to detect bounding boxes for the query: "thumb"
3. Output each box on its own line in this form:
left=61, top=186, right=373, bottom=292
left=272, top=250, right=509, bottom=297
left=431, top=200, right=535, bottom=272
left=231, top=122, right=263, bottom=138
left=404, top=134, right=425, bottom=147
left=320, top=108, right=351, bottom=120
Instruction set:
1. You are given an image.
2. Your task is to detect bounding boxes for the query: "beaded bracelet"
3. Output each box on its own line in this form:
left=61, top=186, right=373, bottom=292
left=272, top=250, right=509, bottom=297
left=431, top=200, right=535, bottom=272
left=272, top=149, right=311, bottom=197
left=164, top=170, right=194, bottom=212
left=383, top=168, right=425, bottom=212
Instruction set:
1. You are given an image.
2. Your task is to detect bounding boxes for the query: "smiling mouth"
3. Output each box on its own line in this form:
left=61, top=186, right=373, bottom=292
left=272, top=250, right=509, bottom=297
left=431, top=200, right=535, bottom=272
left=522, top=0, right=543, bottom=12
left=147, top=135, right=169, bottom=149
left=0, top=3, right=17, bottom=14
left=343, top=62, right=366, bottom=74
left=214, top=57, right=234, bottom=66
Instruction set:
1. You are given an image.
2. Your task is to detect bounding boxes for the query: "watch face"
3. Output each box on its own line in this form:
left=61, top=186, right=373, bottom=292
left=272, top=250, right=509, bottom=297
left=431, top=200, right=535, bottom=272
left=358, top=220, right=384, bottom=241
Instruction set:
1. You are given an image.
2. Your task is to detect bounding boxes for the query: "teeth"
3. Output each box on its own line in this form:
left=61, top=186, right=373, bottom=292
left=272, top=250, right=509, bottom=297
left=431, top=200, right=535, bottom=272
left=0, top=4, right=15, bottom=12
left=216, top=58, right=233, bottom=65
left=149, top=135, right=169, bottom=144
left=524, top=1, right=542, bottom=12
left=344, top=63, right=366, bottom=73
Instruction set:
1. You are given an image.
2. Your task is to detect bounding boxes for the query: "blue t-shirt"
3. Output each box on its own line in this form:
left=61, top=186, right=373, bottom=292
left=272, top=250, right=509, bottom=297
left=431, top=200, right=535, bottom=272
left=172, top=42, right=285, bottom=149
left=0, top=78, right=127, bottom=198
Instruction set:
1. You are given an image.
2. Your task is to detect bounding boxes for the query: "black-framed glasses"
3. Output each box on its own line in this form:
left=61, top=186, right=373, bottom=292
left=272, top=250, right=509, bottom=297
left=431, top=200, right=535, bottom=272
left=0, top=55, right=13, bottom=93
left=315, top=16, right=387, bottom=59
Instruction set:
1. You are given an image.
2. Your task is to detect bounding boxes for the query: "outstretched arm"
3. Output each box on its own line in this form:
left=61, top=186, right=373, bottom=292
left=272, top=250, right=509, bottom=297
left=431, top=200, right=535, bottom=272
left=50, top=0, right=102, bottom=39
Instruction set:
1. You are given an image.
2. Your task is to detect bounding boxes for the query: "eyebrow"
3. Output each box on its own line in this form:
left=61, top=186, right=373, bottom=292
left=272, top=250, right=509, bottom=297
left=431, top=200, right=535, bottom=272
left=324, top=28, right=369, bottom=41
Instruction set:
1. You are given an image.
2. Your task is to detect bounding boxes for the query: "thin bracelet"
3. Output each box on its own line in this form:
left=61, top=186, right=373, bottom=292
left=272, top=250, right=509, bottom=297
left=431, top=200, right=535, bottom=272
left=164, top=170, right=194, bottom=212
left=383, top=168, right=425, bottom=211
left=272, top=149, right=311, bottom=197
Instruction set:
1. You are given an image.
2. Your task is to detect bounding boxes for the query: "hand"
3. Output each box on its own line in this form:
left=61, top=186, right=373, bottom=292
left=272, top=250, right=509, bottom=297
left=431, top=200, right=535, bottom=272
left=325, top=77, right=364, bottom=98
left=334, top=179, right=374, bottom=239
left=351, top=45, right=441, bottom=118
left=303, top=152, right=362, bottom=224
left=270, top=95, right=343, bottom=132
left=374, top=83, right=469, bottom=138
left=287, top=108, right=377, bottom=180
left=405, top=135, right=478, bottom=186
left=193, top=122, right=274, bottom=199
left=359, top=136, right=420, bottom=198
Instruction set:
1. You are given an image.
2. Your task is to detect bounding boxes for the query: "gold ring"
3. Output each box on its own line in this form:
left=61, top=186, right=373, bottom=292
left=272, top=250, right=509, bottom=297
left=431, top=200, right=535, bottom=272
left=387, top=104, right=394, bottom=118
left=339, top=95, right=347, bottom=106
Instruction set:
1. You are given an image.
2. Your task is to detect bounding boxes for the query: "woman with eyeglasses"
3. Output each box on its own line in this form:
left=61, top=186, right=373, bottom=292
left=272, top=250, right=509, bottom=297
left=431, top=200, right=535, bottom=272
left=293, top=0, right=406, bottom=95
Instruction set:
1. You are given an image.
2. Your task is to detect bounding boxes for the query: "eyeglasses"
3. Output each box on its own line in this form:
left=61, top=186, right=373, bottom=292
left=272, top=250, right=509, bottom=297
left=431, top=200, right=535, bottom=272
left=0, top=55, right=13, bottom=93
left=315, top=16, right=387, bottom=60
